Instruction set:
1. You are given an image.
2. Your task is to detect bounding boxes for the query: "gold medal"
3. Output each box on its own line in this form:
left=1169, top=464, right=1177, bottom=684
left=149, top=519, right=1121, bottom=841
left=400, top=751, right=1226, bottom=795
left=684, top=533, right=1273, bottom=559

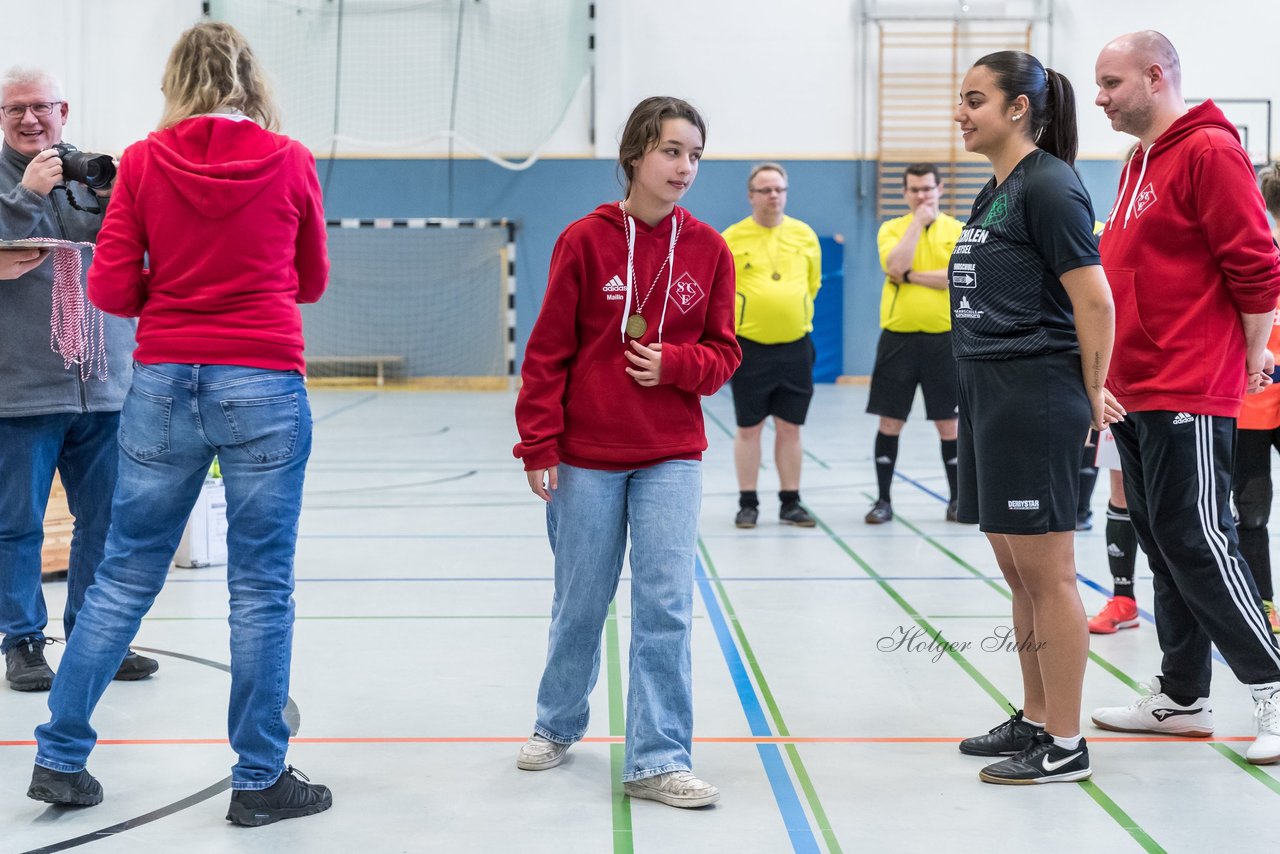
left=626, top=314, right=647, bottom=338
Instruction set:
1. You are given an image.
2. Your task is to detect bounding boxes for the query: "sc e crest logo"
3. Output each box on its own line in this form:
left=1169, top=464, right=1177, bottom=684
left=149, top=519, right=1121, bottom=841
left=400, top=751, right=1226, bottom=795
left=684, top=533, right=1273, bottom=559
left=668, top=272, right=705, bottom=313
left=1134, top=183, right=1158, bottom=218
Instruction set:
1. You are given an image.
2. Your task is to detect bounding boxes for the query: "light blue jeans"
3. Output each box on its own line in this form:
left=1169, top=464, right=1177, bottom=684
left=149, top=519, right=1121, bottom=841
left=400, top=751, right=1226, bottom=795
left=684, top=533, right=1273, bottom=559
left=533, top=460, right=701, bottom=782
left=35, top=363, right=311, bottom=790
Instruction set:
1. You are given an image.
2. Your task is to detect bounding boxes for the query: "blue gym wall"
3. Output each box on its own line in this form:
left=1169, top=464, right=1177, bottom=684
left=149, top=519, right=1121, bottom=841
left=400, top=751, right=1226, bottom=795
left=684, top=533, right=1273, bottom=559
left=317, top=158, right=1125, bottom=377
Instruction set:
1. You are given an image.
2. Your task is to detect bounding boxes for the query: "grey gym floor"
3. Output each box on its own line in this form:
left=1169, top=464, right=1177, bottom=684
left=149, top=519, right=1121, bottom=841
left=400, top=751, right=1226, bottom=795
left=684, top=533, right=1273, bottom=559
left=3, top=384, right=1274, bottom=853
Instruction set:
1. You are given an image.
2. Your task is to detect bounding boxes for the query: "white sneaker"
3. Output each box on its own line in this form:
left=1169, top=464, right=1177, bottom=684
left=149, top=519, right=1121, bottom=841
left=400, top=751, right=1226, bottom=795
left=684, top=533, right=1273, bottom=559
left=516, top=734, right=570, bottom=771
left=623, top=770, right=720, bottom=808
left=1247, top=685, right=1280, bottom=765
left=1091, top=678, right=1214, bottom=737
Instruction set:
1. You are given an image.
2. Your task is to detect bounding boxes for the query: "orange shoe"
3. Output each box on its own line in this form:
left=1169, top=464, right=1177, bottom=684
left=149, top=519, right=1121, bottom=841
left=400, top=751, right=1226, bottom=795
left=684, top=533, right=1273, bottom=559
left=1265, top=601, right=1280, bottom=635
left=1088, top=596, right=1140, bottom=634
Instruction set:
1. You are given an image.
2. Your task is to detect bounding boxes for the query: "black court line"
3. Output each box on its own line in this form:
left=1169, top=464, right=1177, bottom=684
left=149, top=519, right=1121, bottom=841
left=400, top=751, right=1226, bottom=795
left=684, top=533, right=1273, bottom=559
left=22, top=644, right=300, bottom=854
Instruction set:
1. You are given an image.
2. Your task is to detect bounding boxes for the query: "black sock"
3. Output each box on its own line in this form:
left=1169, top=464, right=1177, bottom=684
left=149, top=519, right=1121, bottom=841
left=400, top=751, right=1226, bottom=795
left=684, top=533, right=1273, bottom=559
left=779, top=490, right=800, bottom=508
left=1165, top=692, right=1198, bottom=707
left=739, top=490, right=759, bottom=509
left=1105, top=502, right=1137, bottom=600
left=1077, top=436, right=1099, bottom=521
left=940, top=438, right=958, bottom=501
left=874, top=432, right=899, bottom=502
left=1239, top=526, right=1274, bottom=600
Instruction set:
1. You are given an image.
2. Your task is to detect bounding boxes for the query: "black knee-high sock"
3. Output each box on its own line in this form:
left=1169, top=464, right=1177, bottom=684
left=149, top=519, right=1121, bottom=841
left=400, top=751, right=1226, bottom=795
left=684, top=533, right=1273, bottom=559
left=940, top=438, right=958, bottom=501
left=1106, top=502, right=1137, bottom=600
left=1238, top=526, right=1274, bottom=600
left=874, top=432, right=899, bottom=502
left=1077, top=436, right=1099, bottom=521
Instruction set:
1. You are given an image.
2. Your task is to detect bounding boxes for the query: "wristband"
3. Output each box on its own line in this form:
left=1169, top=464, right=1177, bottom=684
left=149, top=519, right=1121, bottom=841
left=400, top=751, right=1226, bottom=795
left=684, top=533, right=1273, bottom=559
left=903, top=269, right=912, bottom=284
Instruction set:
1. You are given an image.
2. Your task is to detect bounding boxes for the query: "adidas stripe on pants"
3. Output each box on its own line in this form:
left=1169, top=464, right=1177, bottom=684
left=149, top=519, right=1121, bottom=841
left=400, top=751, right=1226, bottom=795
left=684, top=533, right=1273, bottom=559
left=1111, top=411, right=1280, bottom=698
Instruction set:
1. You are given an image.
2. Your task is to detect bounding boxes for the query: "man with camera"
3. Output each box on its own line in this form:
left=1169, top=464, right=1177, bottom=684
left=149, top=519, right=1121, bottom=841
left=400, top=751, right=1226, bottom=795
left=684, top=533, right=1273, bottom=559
left=0, top=66, right=157, bottom=690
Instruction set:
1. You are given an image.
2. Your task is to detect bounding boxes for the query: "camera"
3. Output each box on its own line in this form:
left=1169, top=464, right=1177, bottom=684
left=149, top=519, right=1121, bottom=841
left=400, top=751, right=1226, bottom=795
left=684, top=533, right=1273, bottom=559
left=52, top=143, right=116, bottom=191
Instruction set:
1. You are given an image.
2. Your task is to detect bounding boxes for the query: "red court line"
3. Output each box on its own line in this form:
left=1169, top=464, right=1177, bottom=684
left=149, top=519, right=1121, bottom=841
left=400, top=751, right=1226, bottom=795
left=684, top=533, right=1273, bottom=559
left=0, top=735, right=1258, bottom=747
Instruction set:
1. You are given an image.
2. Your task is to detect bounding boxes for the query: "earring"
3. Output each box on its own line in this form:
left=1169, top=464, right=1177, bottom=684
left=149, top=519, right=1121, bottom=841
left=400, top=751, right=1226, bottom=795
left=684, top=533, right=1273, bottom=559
left=1012, top=114, right=1022, bottom=121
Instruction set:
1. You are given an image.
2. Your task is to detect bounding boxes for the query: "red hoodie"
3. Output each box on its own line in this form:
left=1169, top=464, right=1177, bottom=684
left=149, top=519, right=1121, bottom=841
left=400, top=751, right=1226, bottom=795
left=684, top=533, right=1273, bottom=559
left=88, top=115, right=328, bottom=373
left=514, top=202, right=741, bottom=471
left=1100, top=100, right=1280, bottom=417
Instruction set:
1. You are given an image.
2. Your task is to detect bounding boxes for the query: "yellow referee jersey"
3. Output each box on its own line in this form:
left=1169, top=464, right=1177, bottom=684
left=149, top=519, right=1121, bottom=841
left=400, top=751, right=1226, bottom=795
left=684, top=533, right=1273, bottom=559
left=876, top=212, right=962, bottom=333
left=721, top=215, right=822, bottom=344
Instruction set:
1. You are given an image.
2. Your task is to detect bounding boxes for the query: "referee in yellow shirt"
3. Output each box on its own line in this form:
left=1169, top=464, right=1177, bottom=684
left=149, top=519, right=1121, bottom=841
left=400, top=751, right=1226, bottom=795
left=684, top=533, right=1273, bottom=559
left=865, top=163, right=964, bottom=524
left=722, top=163, right=822, bottom=528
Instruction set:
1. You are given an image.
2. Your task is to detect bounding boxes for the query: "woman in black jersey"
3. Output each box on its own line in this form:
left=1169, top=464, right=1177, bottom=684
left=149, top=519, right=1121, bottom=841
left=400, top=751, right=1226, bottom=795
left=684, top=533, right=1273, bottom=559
left=948, top=51, right=1120, bottom=784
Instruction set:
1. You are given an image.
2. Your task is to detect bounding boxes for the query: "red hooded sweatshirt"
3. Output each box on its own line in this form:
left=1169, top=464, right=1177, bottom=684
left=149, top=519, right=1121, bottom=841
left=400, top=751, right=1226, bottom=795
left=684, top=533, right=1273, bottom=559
left=88, top=115, right=328, bottom=373
left=1099, top=100, right=1280, bottom=417
left=514, top=202, right=741, bottom=471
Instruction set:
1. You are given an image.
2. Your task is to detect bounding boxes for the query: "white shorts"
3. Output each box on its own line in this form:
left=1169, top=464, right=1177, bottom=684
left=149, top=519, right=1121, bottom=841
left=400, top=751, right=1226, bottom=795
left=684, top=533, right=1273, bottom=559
left=1095, top=426, right=1123, bottom=471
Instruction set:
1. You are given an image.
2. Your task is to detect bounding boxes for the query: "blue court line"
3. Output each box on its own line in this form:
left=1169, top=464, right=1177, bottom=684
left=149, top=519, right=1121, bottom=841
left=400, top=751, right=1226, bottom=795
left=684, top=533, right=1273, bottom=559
left=694, top=556, right=820, bottom=853
left=161, top=574, right=1010, bottom=585
left=892, top=470, right=949, bottom=503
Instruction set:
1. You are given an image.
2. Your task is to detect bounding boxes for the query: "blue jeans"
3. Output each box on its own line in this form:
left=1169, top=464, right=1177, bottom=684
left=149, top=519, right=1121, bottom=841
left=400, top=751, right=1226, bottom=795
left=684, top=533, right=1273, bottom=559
left=35, top=364, right=312, bottom=790
left=534, top=460, right=701, bottom=782
left=0, top=411, right=119, bottom=653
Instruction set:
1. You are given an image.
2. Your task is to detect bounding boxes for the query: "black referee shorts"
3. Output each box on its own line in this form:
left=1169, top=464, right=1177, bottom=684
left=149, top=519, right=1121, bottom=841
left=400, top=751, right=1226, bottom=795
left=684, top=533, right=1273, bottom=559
left=865, top=330, right=958, bottom=422
left=955, top=350, right=1090, bottom=534
left=731, top=336, right=815, bottom=427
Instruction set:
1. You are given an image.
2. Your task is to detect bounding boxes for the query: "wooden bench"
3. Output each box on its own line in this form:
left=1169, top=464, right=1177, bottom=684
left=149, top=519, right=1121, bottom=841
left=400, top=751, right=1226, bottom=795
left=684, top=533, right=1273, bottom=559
left=306, top=355, right=405, bottom=387
left=42, top=473, right=72, bottom=578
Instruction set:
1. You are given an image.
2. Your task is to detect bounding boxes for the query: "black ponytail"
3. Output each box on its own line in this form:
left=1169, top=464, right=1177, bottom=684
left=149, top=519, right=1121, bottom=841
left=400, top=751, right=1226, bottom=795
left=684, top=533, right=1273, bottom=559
left=973, top=50, right=1079, bottom=166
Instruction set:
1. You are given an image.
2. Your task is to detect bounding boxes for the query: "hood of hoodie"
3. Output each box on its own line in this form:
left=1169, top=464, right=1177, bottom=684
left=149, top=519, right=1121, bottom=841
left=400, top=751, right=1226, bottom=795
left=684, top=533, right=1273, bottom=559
left=146, top=115, right=292, bottom=220
left=1106, top=100, right=1239, bottom=230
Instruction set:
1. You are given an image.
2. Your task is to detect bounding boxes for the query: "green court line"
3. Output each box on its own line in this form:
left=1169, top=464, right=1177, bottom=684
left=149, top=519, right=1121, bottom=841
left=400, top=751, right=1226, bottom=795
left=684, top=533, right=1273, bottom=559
left=698, top=539, right=843, bottom=854
left=701, top=403, right=832, bottom=470
left=890, top=499, right=1280, bottom=799
left=1207, top=743, right=1280, bottom=794
left=880, top=496, right=1142, bottom=693
left=605, top=600, right=634, bottom=852
left=810, top=511, right=1166, bottom=854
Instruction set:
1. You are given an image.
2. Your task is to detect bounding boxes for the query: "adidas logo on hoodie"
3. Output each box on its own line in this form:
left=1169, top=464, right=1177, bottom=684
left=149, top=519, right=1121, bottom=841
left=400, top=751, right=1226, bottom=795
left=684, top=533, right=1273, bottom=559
left=602, top=275, right=626, bottom=301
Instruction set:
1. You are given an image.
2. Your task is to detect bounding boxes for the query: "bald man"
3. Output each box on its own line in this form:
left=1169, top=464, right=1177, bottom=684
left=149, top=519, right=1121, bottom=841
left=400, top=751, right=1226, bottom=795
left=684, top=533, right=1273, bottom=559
left=1088, top=31, right=1280, bottom=764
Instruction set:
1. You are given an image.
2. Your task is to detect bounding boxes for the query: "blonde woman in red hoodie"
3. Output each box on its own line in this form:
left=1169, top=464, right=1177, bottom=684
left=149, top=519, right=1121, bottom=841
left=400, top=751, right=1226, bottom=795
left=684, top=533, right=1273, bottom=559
left=28, top=22, right=331, bottom=826
left=513, top=97, right=740, bottom=808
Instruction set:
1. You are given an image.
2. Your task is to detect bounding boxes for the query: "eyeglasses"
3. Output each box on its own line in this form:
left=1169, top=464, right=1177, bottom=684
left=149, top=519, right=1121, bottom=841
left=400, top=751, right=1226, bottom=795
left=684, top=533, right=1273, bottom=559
left=1, top=101, right=62, bottom=119
left=749, top=187, right=787, bottom=195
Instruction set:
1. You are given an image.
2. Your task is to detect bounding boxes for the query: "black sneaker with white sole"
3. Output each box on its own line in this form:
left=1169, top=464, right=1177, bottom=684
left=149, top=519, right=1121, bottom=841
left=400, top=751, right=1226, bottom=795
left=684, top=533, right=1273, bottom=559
left=978, top=733, right=1091, bottom=784
left=226, top=766, right=332, bottom=827
left=27, top=765, right=104, bottom=806
left=959, top=708, right=1043, bottom=756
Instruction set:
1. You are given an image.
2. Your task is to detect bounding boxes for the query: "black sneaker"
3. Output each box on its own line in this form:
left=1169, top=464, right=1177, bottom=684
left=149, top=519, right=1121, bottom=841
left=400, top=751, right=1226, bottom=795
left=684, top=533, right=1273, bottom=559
left=226, top=766, right=332, bottom=827
left=5, top=636, right=54, bottom=692
left=959, top=708, right=1043, bottom=756
left=114, top=651, right=159, bottom=681
left=978, top=732, right=1091, bottom=784
left=735, top=506, right=759, bottom=528
left=779, top=503, right=816, bottom=527
left=864, top=499, right=892, bottom=525
left=27, top=765, right=104, bottom=806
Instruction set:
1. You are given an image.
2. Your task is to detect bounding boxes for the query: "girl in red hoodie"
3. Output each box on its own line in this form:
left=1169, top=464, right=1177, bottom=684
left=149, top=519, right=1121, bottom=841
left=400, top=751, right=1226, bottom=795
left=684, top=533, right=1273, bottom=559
left=30, top=23, right=331, bottom=826
left=512, top=97, right=740, bottom=808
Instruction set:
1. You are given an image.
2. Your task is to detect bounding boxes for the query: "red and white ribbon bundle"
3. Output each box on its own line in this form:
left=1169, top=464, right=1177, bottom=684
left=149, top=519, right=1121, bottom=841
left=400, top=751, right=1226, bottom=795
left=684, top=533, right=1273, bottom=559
left=23, top=237, right=107, bottom=381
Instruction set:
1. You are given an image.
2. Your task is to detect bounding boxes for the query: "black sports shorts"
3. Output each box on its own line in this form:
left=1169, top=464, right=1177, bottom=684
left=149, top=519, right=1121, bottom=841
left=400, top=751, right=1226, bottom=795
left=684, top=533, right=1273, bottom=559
left=955, top=350, right=1090, bottom=534
left=731, top=335, right=815, bottom=427
left=865, top=330, right=957, bottom=422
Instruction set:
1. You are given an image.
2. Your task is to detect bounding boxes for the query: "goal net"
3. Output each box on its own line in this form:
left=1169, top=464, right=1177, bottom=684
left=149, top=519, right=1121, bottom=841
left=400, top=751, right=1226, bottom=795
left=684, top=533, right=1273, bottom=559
left=302, top=219, right=516, bottom=387
left=205, top=0, right=592, bottom=168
